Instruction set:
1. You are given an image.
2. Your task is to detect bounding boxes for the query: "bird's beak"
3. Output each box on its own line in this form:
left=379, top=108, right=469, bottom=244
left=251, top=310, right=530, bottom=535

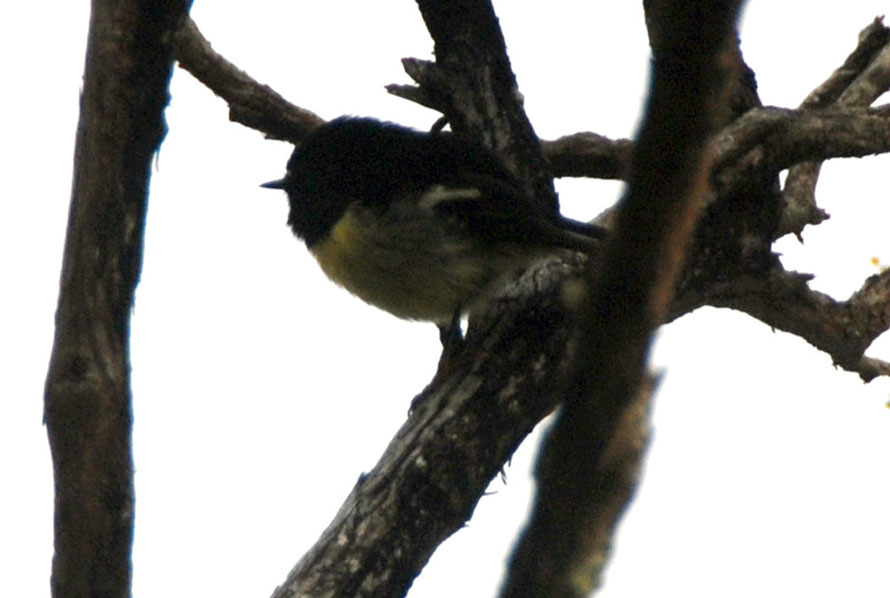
left=260, top=178, right=287, bottom=190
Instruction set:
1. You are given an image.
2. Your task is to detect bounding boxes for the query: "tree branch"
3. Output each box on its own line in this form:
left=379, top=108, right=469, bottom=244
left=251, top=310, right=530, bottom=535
left=536, top=104, right=890, bottom=186
left=712, top=105, right=890, bottom=203
left=781, top=17, right=890, bottom=238
left=173, top=17, right=890, bottom=199
left=166, top=9, right=890, bottom=598
left=267, top=0, right=584, bottom=594
left=43, top=2, right=192, bottom=597
left=676, top=268, right=890, bottom=382
left=412, top=0, right=558, bottom=209
left=540, top=132, right=634, bottom=180
left=500, top=1, right=743, bottom=595
left=173, top=16, right=324, bottom=142
left=270, top=253, right=598, bottom=598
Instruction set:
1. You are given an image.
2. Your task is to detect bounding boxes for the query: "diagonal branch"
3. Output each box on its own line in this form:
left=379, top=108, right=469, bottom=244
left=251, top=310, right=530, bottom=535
left=173, top=16, right=323, bottom=142
left=269, top=0, right=585, bottom=594
left=269, top=252, right=598, bottom=598
left=685, top=268, right=890, bottom=382
left=168, top=9, right=890, bottom=598
left=173, top=16, right=890, bottom=203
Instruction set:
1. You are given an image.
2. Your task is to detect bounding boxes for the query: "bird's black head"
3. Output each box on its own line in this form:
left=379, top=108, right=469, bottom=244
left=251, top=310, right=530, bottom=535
left=262, top=116, right=511, bottom=247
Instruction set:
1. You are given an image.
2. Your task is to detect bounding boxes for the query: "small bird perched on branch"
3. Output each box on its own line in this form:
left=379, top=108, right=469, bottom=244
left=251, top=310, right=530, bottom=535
left=262, top=116, right=603, bottom=341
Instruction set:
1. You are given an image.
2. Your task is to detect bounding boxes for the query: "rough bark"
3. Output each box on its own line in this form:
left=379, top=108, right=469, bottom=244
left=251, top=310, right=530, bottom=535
left=170, top=8, right=890, bottom=598
left=43, top=2, right=192, bottom=597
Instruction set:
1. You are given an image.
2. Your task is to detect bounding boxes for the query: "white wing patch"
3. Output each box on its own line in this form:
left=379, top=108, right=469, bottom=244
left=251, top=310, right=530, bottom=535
left=418, top=185, right=482, bottom=211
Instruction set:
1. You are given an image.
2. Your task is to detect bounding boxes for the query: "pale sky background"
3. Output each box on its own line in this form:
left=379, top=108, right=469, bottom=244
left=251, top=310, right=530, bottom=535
left=3, top=2, right=890, bottom=597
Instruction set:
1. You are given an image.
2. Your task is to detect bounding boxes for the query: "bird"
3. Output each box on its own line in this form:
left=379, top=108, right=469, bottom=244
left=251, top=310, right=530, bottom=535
left=262, top=116, right=604, bottom=340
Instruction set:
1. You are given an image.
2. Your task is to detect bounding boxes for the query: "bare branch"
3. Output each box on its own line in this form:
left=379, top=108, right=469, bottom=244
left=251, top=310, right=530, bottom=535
left=270, top=252, right=595, bottom=598
left=540, top=133, right=633, bottom=180
left=163, top=10, right=890, bottom=598
left=412, top=0, right=558, bottom=209
left=676, top=268, right=890, bottom=382
left=713, top=105, right=890, bottom=200
left=385, top=58, right=452, bottom=115
left=533, top=104, right=890, bottom=185
left=44, top=2, right=192, bottom=597
left=782, top=17, right=890, bottom=238
left=173, top=15, right=890, bottom=199
left=500, top=2, right=744, bottom=596
left=800, top=18, right=890, bottom=109
left=269, top=0, right=580, bottom=594
left=173, top=16, right=323, bottom=143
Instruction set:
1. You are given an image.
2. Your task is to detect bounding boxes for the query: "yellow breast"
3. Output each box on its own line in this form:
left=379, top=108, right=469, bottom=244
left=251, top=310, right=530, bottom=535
left=309, top=208, right=483, bottom=323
